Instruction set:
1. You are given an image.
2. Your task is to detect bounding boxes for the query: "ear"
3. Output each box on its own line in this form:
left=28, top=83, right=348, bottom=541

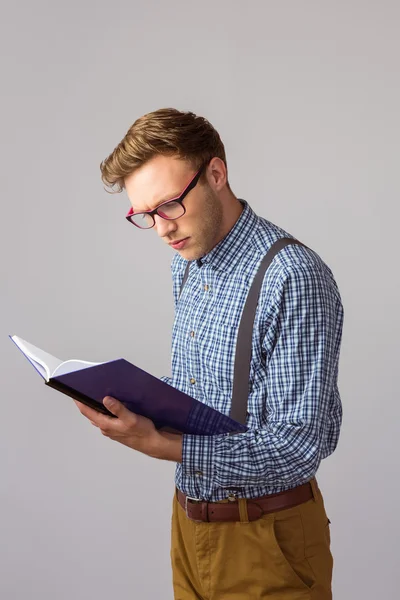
left=206, top=157, right=228, bottom=192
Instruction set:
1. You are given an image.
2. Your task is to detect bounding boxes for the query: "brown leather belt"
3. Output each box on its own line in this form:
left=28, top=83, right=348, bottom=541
left=177, top=480, right=315, bottom=523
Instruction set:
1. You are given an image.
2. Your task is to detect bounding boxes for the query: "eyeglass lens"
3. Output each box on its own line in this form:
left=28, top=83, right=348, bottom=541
left=130, top=200, right=185, bottom=228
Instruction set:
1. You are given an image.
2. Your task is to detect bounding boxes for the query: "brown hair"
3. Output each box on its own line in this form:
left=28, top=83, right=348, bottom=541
left=100, top=108, right=229, bottom=193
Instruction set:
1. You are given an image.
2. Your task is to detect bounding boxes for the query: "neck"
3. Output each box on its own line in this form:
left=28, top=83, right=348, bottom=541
left=219, top=193, right=244, bottom=241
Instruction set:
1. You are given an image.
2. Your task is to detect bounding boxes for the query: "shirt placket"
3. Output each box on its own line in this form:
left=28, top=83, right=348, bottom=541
left=185, top=265, right=213, bottom=400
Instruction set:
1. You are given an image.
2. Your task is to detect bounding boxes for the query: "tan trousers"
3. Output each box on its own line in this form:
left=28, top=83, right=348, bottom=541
left=170, top=479, right=333, bottom=599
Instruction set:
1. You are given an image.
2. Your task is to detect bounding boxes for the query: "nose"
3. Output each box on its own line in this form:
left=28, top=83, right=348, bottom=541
left=154, top=214, right=178, bottom=239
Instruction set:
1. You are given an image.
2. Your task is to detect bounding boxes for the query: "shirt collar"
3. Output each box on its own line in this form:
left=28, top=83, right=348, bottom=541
left=195, top=199, right=259, bottom=272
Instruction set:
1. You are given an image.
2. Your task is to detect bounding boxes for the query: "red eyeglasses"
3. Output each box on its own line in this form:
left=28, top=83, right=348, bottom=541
left=126, top=164, right=205, bottom=229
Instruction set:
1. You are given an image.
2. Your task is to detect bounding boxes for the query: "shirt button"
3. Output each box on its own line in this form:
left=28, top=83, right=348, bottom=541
left=190, top=331, right=195, bottom=337
left=195, top=471, right=203, bottom=476
left=190, top=378, right=196, bottom=384
left=204, top=284, right=209, bottom=291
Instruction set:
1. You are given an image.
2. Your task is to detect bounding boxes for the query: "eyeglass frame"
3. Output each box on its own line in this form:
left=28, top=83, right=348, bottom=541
left=125, top=162, right=206, bottom=229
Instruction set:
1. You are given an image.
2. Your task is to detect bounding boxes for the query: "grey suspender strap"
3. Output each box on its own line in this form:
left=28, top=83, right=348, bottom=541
left=230, top=237, right=307, bottom=424
left=178, top=237, right=307, bottom=425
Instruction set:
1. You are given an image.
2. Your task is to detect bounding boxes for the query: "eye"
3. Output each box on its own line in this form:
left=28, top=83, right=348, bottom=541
left=158, top=201, right=184, bottom=219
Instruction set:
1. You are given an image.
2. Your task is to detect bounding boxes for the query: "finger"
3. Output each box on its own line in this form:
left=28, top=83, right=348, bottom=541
left=76, top=401, right=112, bottom=428
left=103, top=397, right=137, bottom=425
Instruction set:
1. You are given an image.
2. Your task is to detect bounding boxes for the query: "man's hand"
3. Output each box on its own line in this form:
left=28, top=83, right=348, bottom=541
left=74, top=397, right=182, bottom=462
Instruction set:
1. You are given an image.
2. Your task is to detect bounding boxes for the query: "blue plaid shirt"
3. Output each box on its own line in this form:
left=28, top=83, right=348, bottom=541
left=162, top=200, right=344, bottom=501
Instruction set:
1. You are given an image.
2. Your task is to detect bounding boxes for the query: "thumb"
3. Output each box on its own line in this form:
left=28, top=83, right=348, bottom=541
left=103, top=396, right=133, bottom=421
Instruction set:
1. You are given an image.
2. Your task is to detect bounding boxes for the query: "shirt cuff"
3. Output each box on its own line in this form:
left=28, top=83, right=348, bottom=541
left=181, top=433, right=216, bottom=486
left=160, top=375, right=172, bottom=386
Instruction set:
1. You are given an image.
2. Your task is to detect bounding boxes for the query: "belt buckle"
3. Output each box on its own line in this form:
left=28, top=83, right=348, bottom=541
left=185, top=495, right=202, bottom=519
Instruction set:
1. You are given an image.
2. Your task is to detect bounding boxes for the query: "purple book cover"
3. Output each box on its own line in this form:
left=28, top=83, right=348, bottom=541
left=9, top=335, right=248, bottom=435
left=49, top=359, right=247, bottom=435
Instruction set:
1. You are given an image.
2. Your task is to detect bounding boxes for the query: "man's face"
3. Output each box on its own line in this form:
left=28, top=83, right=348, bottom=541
left=124, top=155, right=224, bottom=261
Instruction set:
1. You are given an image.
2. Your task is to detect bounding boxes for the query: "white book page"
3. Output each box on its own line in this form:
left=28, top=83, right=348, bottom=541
left=10, top=336, right=102, bottom=381
left=52, top=359, right=101, bottom=378
left=11, top=335, right=63, bottom=380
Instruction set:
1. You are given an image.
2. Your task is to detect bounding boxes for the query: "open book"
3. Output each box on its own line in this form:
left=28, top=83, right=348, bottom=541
left=10, top=335, right=248, bottom=436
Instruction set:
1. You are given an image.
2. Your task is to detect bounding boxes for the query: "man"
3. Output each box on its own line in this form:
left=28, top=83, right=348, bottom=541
left=75, top=108, right=344, bottom=599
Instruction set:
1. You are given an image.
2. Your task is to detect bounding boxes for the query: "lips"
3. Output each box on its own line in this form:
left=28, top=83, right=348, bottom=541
left=169, top=237, right=190, bottom=249
left=169, top=238, right=188, bottom=246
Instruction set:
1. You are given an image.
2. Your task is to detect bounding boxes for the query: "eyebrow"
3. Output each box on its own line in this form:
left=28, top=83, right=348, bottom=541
left=156, top=190, right=182, bottom=205
left=132, top=189, right=182, bottom=212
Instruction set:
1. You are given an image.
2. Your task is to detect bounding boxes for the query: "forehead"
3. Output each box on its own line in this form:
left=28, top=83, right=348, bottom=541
left=124, top=155, right=194, bottom=211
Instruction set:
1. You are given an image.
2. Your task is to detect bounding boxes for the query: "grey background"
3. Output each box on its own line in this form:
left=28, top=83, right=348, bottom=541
left=1, top=1, right=399, bottom=598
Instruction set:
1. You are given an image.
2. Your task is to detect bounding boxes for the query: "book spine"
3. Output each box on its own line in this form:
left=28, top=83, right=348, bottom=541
left=45, top=379, right=116, bottom=418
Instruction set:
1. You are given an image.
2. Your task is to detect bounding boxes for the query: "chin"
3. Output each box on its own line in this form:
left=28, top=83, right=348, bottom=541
left=179, top=247, right=202, bottom=261
left=177, top=238, right=209, bottom=261
left=179, top=250, right=196, bottom=260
